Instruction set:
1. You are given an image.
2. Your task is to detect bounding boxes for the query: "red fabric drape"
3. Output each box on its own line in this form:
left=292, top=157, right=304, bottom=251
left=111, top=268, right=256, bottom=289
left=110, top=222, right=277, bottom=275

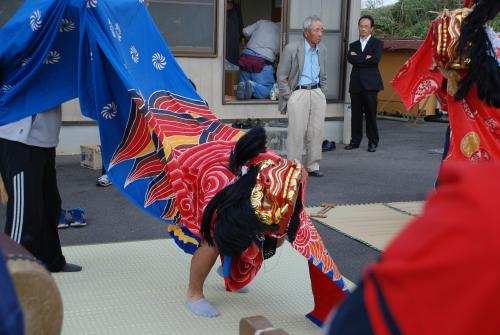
left=391, top=28, right=443, bottom=111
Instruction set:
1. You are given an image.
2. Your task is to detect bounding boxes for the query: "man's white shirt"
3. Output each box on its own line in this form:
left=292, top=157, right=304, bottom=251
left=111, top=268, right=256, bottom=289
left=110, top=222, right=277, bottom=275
left=360, top=35, right=372, bottom=52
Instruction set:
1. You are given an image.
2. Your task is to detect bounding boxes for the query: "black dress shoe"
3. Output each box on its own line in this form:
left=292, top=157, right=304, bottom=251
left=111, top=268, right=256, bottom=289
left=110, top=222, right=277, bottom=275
left=322, top=140, right=336, bottom=152
left=368, top=143, right=377, bottom=152
left=308, top=170, right=324, bottom=177
left=344, top=143, right=360, bottom=150
left=53, top=263, right=82, bottom=273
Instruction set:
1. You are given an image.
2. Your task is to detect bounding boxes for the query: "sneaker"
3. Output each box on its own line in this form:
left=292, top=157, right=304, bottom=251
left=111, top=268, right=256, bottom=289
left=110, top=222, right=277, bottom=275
left=69, top=208, right=87, bottom=227
left=244, top=81, right=254, bottom=99
left=250, top=118, right=263, bottom=128
left=96, top=174, right=112, bottom=187
left=236, top=82, right=246, bottom=100
left=57, top=209, right=69, bottom=229
left=232, top=120, right=243, bottom=128
left=322, top=140, right=336, bottom=152
left=241, top=118, right=253, bottom=129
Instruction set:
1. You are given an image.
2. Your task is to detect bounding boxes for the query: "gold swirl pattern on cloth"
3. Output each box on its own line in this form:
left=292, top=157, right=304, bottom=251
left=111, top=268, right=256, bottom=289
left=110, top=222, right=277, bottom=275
left=436, top=13, right=443, bottom=64
left=250, top=159, right=303, bottom=227
left=460, top=131, right=480, bottom=158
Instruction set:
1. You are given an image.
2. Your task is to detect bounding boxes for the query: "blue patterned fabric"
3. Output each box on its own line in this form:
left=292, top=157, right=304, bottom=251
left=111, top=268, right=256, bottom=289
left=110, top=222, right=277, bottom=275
left=0, top=0, right=215, bottom=233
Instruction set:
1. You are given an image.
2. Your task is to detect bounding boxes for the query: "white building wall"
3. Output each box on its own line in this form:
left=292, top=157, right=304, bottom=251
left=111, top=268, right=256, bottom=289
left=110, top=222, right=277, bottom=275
left=58, top=0, right=362, bottom=153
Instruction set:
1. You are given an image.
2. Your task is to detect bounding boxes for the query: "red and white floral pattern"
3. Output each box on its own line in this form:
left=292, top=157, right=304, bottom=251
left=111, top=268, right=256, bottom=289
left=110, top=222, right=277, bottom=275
left=461, top=100, right=478, bottom=120
left=470, top=149, right=491, bottom=163
left=411, top=78, right=439, bottom=105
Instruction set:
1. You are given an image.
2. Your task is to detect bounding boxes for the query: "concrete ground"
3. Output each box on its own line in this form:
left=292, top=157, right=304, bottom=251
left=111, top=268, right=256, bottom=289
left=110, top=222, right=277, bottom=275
left=0, top=119, right=448, bottom=282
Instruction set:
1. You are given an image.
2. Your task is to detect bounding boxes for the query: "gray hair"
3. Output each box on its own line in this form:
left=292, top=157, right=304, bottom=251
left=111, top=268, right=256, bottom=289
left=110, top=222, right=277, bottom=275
left=303, top=15, right=322, bottom=31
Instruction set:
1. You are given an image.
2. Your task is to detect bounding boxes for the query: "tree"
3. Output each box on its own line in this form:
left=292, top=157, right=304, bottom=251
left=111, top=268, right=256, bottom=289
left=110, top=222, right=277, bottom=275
left=362, top=0, right=500, bottom=39
left=364, top=0, right=384, bottom=9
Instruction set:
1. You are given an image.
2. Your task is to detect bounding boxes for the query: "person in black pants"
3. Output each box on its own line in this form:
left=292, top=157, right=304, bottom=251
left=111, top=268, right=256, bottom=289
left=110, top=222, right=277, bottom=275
left=345, top=15, right=384, bottom=153
left=0, top=110, right=81, bottom=272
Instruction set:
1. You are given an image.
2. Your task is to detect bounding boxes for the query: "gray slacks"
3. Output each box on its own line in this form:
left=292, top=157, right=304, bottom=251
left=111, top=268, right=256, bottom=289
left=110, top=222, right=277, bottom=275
left=286, top=88, right=326, bottom=172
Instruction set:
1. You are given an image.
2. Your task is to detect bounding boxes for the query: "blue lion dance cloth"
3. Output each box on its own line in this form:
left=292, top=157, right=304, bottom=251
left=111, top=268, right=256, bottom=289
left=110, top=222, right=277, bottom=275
left=0, top=0, right=214, bottom=240
left=0, top=1, right=347, bottom=325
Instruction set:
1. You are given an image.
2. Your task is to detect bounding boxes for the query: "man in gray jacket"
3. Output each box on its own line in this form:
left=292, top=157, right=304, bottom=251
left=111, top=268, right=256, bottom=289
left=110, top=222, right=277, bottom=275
left=0, top=108, right=81, bottom=272
left=277, top=15, right=327, bottom=177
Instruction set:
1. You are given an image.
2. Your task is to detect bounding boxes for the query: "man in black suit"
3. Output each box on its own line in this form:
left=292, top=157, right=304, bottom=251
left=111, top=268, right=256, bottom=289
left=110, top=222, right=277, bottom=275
left=345, top=15, right=384, bottom=153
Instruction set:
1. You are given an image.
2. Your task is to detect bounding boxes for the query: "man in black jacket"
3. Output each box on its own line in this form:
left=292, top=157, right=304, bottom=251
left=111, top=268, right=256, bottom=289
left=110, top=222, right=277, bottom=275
left=345, top=15, right=384, bottom=152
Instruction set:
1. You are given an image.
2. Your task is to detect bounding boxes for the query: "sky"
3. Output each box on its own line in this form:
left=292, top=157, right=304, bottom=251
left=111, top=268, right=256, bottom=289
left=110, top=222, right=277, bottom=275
left=362, top=0, right=398, bottom=8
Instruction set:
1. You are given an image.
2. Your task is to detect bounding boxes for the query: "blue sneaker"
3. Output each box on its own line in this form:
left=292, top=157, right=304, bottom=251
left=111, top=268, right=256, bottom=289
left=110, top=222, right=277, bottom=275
left=57, top=209, right=69, bottom=229
left=69, top=208, right=87, bottom=227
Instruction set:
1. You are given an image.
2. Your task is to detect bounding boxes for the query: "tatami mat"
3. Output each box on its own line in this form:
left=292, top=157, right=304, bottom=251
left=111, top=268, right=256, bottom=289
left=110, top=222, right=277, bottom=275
left=307, top=201, right=424, bottom=251
left=53, top=239, right=327, bottom=335
left=52, top=201, right=419, bottom=334
left=385, top=201, right=424, bottom=216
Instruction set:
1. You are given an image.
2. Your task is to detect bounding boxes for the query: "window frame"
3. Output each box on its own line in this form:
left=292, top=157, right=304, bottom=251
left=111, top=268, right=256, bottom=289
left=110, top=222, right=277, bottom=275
left=222, top=0, right=284, bottom=106
left=146, top=0, right=218, bottom=58
left=221, top=0, right=350, bottom=105
left=285, top=0, right=349, bottom=103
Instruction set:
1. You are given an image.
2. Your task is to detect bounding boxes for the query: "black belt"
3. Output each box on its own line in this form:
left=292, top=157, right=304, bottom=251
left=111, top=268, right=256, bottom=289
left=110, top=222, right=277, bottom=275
left=295, top=83, right=320, bottom=91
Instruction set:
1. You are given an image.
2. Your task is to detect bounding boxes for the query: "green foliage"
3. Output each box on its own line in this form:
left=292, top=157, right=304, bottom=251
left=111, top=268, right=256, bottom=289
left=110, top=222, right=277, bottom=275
left=491, top=16, right=500, bottom=32
left=362, top=0, right=498, bottom=39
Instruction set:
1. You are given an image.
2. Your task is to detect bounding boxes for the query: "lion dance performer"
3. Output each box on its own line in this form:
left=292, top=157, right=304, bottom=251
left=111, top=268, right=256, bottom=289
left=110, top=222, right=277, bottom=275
left=183, top=127, right=347, bottom=321
left=392, top=0, right=500, bottom=165
left=0, top=0, right=346, bottom=326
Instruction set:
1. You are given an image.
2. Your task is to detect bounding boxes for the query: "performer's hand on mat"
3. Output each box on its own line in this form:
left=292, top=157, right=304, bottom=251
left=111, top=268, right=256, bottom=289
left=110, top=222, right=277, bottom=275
left=350, top=51, right=357, bottom=55
left=366, top=55, right=372, bottom=59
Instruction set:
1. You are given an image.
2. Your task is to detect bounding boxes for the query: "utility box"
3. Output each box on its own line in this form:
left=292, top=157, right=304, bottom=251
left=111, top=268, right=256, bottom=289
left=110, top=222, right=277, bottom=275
left=80, top=144, right=102, bottom=170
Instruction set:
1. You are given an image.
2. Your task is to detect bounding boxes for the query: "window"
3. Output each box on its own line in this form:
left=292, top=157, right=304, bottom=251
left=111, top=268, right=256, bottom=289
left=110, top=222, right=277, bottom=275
left=146, top=0, right=217, bottom=57
left=222, top=0, right=348, bottom=104
left=223, top=0, right=283, bottom=103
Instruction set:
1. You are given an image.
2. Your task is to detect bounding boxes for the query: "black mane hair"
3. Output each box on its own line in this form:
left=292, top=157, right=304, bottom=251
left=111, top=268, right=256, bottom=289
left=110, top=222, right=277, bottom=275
left=286, top=184, right=303, bottom=244
left=455, top=0, right=500, bottom=107
left=229, top=127, right=267, bottom=175
left=201, top=167, right=261, bottom=256
left=201, top=127, right=268, bottom=256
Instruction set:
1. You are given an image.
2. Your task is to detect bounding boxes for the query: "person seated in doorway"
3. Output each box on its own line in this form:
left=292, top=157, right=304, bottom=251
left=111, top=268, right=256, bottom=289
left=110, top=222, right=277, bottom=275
left=237, top=19, right=280, bottom=100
